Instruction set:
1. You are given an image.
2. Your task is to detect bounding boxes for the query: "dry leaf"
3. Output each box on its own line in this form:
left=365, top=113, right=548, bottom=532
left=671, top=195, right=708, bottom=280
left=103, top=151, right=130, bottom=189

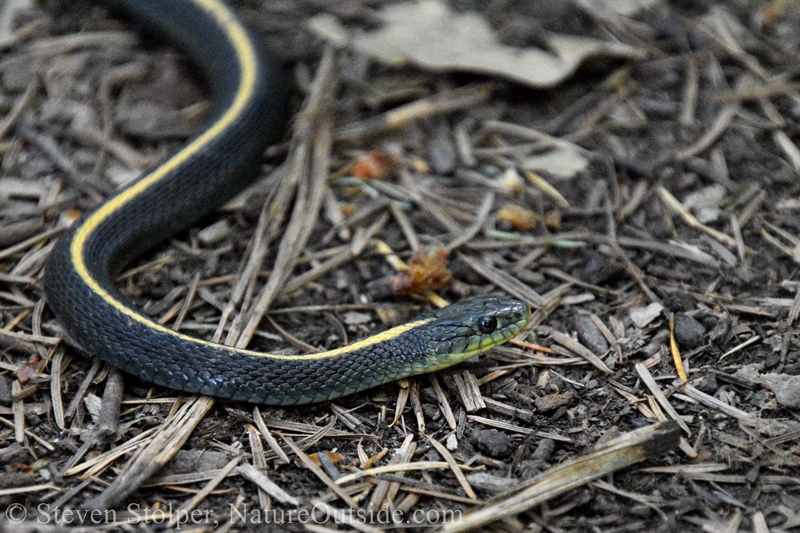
left=351, top=152, right=392, bottom=180
left=523, top=146, right=589, bottom=179
left=308, top=1, right=641, bottom=89
left=534, top=391, right=574, bottom=412
left=16, top=355, right=42, bottom=384
left=544, top=210, right=562, bottom=230
left=498, top=203, right=538, bottom=231
left=298, top=450, right=346, bottom=469
left=629, top=302, right=664, bottom=328
left=392, top=248, right=452, bottom=297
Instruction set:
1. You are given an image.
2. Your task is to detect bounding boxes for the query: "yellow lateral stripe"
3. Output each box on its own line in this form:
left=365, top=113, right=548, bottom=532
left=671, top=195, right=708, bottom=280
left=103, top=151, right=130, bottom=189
left=295, top=318, right=432, bottom=359
left=67, top=0, right=277, bottom=356
left=63, top=0, right=468, bottom=363
left=64, top=0, right=439, bottom=362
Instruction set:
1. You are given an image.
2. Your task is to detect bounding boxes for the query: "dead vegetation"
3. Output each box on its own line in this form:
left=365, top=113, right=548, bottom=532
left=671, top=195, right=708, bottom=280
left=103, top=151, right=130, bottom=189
left=1, top=1, right=800, bottom=532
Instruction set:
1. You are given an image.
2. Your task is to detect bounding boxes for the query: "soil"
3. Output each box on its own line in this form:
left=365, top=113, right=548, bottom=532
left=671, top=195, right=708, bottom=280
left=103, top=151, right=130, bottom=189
left=1, top=1, right=799, bottom=532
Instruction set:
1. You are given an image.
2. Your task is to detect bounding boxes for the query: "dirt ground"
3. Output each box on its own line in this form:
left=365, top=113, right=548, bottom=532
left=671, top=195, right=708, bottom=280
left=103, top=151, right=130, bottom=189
left=1, top=0, right=800, bottom=532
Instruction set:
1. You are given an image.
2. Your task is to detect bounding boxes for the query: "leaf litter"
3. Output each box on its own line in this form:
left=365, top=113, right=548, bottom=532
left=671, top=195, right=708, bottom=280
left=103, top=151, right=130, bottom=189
left=0, top=0, right=800, bottom=532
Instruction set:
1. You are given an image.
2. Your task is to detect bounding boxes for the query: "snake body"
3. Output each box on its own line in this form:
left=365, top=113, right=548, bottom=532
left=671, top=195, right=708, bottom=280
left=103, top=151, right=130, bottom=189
left=44, top=0, right=530, bottom=405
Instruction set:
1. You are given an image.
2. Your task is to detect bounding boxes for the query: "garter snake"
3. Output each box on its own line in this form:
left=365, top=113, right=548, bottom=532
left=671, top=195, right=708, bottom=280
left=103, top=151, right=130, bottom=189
left=43, top=0, right=531, bottom=405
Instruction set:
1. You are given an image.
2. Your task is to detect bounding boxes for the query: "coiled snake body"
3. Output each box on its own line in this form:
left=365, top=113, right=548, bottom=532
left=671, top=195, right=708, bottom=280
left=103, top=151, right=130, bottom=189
left=44, top=0, right=530, bottom=405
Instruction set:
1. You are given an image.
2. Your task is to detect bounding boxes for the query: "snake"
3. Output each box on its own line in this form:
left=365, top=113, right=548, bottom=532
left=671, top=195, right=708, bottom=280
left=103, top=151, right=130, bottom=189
left=43, top=0, right=531, bottom=405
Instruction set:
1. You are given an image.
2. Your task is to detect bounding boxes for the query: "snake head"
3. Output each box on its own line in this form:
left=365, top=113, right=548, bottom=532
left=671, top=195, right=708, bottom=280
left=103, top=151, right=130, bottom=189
left=416, top=297, right=530, bottom=372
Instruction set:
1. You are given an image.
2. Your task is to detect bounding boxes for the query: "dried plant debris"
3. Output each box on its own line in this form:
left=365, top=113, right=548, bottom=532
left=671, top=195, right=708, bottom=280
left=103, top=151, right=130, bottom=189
left=390, top=248, right=452, bottom=298
left=3, top=0, right=800, bottom=532
left=309, top=0, right=641, bottom=89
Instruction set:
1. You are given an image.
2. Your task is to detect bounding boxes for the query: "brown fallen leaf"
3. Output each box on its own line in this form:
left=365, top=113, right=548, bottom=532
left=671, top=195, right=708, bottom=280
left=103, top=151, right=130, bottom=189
left=16, top=354, right=43, bottom=384
left=544, top=210, right=562, bottom=230
left=351, top=152, right=392, bottom=180
left=498, top=203, right=538, bottom=232
left=392, top=248, right=452, bottom=298
left=534, top=391, right=574, bottom=412
left=296, top=450, right=346, bottom=469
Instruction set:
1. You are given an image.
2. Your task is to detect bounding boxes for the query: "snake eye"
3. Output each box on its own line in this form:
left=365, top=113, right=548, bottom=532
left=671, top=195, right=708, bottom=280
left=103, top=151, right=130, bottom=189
left=477, top=316, right=498, bottom=334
